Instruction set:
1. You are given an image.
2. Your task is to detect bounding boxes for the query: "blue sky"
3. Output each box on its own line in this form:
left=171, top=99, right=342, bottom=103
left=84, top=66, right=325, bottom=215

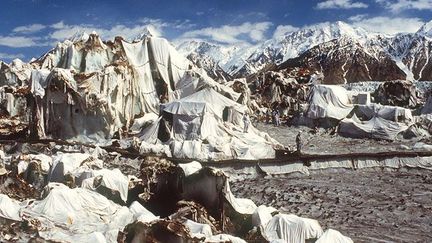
left=0, top=0, right=431, bottom=62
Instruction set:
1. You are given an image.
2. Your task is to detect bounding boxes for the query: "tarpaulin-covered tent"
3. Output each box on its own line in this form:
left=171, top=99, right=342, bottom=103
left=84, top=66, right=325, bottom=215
left=339, top=115, right=409, bottom=140
left=139, top=88, right=278, bottom=160
left=307, top=85, right=353, bottom=120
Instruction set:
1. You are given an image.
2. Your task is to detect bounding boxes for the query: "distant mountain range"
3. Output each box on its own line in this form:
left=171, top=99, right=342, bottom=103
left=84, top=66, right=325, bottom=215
left=1, top=20, right=431, bottom=85
left=177, top=20, right=432, bottom=83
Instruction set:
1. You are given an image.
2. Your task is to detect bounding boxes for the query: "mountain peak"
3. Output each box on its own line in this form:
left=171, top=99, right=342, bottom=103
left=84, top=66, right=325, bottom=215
left=134, top=26, right=157, bottom=41
left=417, top=20, right=432, bottom=37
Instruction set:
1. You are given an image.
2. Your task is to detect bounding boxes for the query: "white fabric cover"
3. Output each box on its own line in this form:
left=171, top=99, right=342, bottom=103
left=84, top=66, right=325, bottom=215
left=140, top=88, right=278, bottom=160
left=307, top=85, right=353, bottom=120
left=81, top=168, right=129, bottom=203
left=316, top=229, right=353, bottom=243
left=49, top=153, right=92, bottom=182
left=357, top=104, right=413, bottom=122
left=339, top=116, right=409, bottom=140
left=49, top=153, right=103, bottom=183
left=185, top=219, right=213, bottom=238
left=0, top=194, right=22, bottom=221
left=122, top=39, right=159, bottom=115
left=178, top=161, right=203, bottom=176
left=252, top=205, right=278, bottom=228
left=163, top=88, right=245, bottom=119
left=262, top=214, right=323, bottom=242
left=223, top=180, right=257, bottom=215
left=149, top=37, right=188, bottom=94
left=21, top=185, right=133, bottom=243
left=30, top=69, right=50, bottom=97
left=129, top=201, right=159, bottom=223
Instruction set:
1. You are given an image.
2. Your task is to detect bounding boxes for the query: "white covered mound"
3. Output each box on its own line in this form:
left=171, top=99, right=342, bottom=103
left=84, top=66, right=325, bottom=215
left=339, top=115, right=409, bottom=140
left=140, top=88, right=279, bottom=160
left=307, top=85, right=353, bottom=120
left=21, top=183, right=134, bottom=243
left=23, top=33, right=240, bottom=141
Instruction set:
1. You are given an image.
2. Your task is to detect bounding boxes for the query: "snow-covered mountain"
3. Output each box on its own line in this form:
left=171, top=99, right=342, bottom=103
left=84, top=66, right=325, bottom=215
left=176, top=40, right=256, bottom=78
left=278, top=36, right=406, bottom=84
left=178, top=20, right=432, bottom=83
left=177, top=21, right=372, bottom=78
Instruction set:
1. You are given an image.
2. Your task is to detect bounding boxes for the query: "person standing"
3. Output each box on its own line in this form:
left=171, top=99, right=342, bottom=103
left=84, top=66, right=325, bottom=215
left=243, top=113, right=250, bottom=133
left=274, top=109, right=280, bottom=126
left=296, top=131, right=302, bottom=154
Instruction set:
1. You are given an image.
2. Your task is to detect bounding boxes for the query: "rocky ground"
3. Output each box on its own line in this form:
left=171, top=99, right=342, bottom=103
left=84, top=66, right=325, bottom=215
left=231, top=168, right=432, bottom=243
left=256, top=122, right=420, bottom=154
left=228, top=123, right=432, bottom=242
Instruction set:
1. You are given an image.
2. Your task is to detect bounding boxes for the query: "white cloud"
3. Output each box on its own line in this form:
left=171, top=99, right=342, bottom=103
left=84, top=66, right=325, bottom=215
left=13, top=24, right=46, bottom=34
left=273, top=25, right=299, bottom=38
left=178, top=22, right=272, bottom=44
left=51, top=21, right=66, bottom=29
left=0, top=36, right=39, bottom=47
left=376, top=0, right=432, bottom=12
left=0, top=52, right=25, bottom=60
left=316, top=0, right=368, bottom=9
left=349, top=15, right=425, bottom=34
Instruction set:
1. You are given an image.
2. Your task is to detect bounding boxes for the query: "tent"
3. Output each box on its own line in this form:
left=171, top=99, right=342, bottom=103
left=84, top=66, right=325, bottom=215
left=139, top=88, right=278, bottom=160
left=307, top=85, right=353, bottom=120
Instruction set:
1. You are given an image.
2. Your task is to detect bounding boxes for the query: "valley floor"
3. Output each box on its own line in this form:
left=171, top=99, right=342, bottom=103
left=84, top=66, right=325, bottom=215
left=256, top=122, right=419, bottom=154
left=231, top=168, right=432, bottom=243
left=231, top=123, right=432, bottom=242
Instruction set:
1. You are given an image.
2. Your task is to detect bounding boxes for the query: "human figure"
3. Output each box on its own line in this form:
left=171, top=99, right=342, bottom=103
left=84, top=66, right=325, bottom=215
left=243, top=113, right=250, bottom=133
left=296, top=131, right=302, bottom=154
left=273, top=109, right=280, bottom=126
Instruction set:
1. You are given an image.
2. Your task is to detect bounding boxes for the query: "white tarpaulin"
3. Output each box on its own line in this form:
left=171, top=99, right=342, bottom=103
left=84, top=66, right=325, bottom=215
left=251, top=205, right=278, bottom=228
left=129, top=201, right=159, bottom=223
left=356, top=104, right=413, bottom=122
left=223, top=180, right=257, bottom=215
left=140, top=88, right=278, bottom=160
left=316, top=229, right=353, bottom=243
left=178, top=161, right=203, bottom=176
left=262, top=214, right=323, bottom=242
left=163, top=88, right=245, bottom=119
left=0, top=194, right=22, bottom=221
left=21, top=184, right=133, bottom=243
left=339, top=115, right=409, bottom=140
left=307, top=85, right=353, bottom=120
left=184, top=219, right=213, bottom=239
left=48, top=153, right=103, bottom=183
left=81, top=168, right=129, bottom=203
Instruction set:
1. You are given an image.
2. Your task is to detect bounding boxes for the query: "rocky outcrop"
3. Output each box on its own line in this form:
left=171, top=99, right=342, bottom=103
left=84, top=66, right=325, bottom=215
left=279, top=38, right=406, bottom=84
